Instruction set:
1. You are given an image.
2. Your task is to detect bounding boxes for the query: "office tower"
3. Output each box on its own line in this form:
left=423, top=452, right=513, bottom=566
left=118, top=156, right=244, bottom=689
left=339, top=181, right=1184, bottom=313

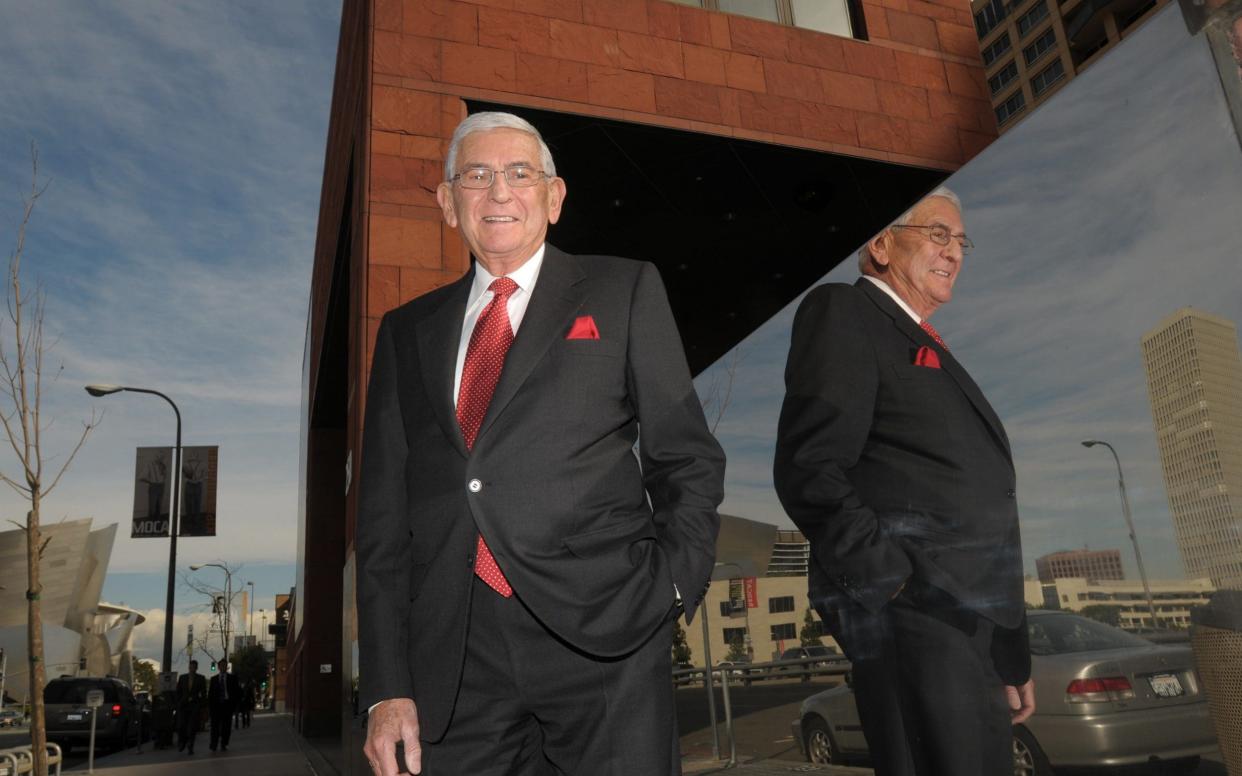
left=1036, top=548, right=1125, bottom=582
left=1142, top=308, right=1242, bottom=590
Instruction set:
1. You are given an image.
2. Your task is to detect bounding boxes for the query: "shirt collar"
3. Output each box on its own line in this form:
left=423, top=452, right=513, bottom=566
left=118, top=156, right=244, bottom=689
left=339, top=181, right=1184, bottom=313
left=467, top=244, right=546, bottom=312
left=863, top=275, right=921, bottom=324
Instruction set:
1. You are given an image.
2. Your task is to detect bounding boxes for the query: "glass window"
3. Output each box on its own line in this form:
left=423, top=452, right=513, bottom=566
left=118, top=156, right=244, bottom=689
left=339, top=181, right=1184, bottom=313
left=770, top=622, right=797, bottom=640
left=723, top=627, right=747, bottom=644
left=981, top=32, right=1012, bottom=66
left=1016, top=0, right=1050, bottom=36
left=769, top=595, right=796, bottom=613
left=988, top=61, right=1019, bottom=96
left=975, top=0, right=1008, bottom=38
left=791, top=0, right=853, bottom=37
left=1024, top=27, right=1057, bottom=66
left=1028, top=613, right=1152, bottom=655
left=1032, top=58, right=1066, bottom=96
left=719, top=0, right=780, bottom=21
left=995, top=89, right=1026, bottom=125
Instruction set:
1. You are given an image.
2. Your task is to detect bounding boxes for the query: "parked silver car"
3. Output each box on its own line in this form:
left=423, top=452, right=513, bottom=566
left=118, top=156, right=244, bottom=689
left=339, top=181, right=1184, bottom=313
left=794, top=610, right=1217, bottom=775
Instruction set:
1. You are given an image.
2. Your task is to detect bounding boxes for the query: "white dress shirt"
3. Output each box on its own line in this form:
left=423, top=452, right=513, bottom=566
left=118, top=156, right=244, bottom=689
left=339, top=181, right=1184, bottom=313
left=452, top=245, right=546, bottom=405
left=863, top=275, right=921, bottom=324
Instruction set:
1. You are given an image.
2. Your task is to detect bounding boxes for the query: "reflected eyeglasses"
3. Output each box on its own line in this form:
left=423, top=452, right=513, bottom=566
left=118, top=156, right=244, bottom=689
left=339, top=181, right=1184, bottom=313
left=891, top=223, right=973, bottom=254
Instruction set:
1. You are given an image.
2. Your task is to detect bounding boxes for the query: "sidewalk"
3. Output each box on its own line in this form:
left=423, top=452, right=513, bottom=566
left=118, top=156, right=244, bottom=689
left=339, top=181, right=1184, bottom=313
left=65, top=713, right=331, bottom=775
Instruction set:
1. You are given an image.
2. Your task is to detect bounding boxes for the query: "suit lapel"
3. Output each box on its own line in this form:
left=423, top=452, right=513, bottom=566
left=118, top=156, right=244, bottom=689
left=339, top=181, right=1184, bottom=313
left=474, top=245, right=586, bottom=448
left=856, top=279, right=1012, bottom=461
left=416, top=272, right=473, bottom=459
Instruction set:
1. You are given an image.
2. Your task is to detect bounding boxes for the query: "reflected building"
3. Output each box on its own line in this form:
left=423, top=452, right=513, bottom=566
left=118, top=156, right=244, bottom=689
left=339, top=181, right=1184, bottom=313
left=1142, top=308, right=1242, bottom=591
left=970, top=0, right=1171, bottom=131
left=1035, top=548, right=1124, bottom=582
left=1041, top=576, right=1215, bottom=629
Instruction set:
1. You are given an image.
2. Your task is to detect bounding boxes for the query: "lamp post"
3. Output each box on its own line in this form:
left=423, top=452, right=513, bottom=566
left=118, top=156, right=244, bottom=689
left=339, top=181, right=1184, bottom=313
left=1081, top=440, right=1161, bottom=628
left=259, top=610, right=267, bottom=651
left=191, top=563, right=234, bottom=659
left=247, top=582, right=256, bottom=642
left=715, top=561, right=752, bottom=660
left=84, top=384, right=182, bottom=681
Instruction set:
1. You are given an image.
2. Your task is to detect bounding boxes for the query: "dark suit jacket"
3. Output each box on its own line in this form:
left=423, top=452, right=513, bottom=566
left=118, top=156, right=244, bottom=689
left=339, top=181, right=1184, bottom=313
left=207, top=673, right=241, bottom=712
left=356, top=246, right=725, bottom=740
left=175, top=673, right=206, bottom=708
left=774, top=279, right=1030, bottom=683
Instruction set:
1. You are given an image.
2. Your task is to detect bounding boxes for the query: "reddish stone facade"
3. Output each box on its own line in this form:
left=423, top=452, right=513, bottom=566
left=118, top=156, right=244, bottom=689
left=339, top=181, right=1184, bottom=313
left=298, top=1, right=996, bottom=769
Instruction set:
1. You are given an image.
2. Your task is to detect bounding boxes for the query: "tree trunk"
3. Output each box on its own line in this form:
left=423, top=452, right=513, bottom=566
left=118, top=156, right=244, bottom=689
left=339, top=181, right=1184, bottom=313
left=26, top=502, right=47, bottom=776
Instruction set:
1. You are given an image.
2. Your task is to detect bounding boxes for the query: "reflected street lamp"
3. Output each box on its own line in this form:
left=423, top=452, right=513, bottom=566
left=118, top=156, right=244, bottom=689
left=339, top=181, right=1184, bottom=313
left=1081, top=440, right=1161, bottom=628
left=191, top=563, right=234, bottom=658
left=85, top=384, right=182, bottom=680
left=247, top=581, right=255, bottom=640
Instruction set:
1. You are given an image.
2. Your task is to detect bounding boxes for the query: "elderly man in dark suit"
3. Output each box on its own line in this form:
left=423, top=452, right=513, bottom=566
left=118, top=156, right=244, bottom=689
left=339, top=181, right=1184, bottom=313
left=207, top=658, right=241, bottom=752
left=358, top=111, right=725, bottom=776
left=774, top=187, right=1034, bottom=776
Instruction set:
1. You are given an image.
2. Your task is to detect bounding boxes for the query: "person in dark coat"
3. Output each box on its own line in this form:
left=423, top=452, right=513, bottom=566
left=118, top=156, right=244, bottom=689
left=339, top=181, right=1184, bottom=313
left=175, top=661, right=207, bottom=755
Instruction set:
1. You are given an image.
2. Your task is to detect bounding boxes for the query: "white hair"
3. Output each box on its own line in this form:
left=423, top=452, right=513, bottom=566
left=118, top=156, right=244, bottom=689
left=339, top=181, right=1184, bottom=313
left=443, top=111, right=557, bottom=181
left=857, top=185, right=962, bottom=273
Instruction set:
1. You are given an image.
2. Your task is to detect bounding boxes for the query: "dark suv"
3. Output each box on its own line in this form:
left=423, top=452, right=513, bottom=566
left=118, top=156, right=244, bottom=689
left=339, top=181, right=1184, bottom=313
left=43, top=676, right=139, bottom=752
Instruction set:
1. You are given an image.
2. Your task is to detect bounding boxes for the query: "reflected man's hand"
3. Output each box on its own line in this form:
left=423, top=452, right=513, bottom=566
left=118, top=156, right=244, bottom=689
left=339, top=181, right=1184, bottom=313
left=1006, top=679, right=1036, bottom=724
left=364, top=698, right=421, bottom=776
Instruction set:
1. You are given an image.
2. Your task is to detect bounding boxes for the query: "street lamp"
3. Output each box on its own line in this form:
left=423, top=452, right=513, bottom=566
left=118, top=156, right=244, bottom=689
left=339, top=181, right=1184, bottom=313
left=191, top=563, right=234, bottom=658
left=1081, top=440, right=1161, bottom=628
left=85, top=384, right=182, bottom=681
left=259, top=610, right=267, bottom=652
left=246, top=581, right=255, bottom=640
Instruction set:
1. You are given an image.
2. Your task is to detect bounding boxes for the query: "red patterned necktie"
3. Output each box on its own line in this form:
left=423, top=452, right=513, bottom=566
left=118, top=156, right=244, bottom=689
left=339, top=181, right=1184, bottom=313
left=457, top=277, right=518, bottom=597
left=920, top=320, right=948, bottom=351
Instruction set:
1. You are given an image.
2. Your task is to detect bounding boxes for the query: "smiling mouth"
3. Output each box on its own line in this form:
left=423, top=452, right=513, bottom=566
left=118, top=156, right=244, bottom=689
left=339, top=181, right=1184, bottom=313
left=931, top=269, right=951, bottom=278
left=482, top=216, right=517, bottom=223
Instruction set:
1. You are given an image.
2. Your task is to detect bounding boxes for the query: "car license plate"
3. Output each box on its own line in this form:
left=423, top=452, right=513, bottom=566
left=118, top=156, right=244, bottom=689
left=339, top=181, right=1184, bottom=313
left=67, top=713, right=83, bottom=721
left=1148, top=673, right=1185, bottom=698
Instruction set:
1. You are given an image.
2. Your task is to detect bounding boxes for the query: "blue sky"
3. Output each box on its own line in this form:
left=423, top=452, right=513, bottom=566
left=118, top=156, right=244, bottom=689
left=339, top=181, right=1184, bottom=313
left=0, top=2, right=341, bottom=665
left=696, top=4, right=1242, bottom=583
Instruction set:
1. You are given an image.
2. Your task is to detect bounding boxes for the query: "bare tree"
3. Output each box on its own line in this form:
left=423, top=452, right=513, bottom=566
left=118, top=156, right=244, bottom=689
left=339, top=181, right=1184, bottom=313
left=0, top=144, right=99, bottom=775
left=699, top=347, right=743, bottom=435
left=181, top=563, right=244, bottom=661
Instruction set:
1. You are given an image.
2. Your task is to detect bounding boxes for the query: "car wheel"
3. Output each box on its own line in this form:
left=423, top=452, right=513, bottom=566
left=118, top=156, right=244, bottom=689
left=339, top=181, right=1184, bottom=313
left=803, top=715, right=837, bottom=765
left=1012, top=726, right=1052, bottom=776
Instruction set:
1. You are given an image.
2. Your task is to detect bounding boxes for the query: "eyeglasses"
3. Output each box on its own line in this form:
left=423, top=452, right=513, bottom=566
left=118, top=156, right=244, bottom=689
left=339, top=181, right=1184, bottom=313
left=450, top=165, right=548, bottom=189
left=891, top=223, right=974, bottom=255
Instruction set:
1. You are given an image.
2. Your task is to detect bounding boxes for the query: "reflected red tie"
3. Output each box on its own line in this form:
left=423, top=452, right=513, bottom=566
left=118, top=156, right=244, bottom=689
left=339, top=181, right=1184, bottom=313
left=457, top=277, right=518, bottom=598
left=920, top=320, right=948, bottom=351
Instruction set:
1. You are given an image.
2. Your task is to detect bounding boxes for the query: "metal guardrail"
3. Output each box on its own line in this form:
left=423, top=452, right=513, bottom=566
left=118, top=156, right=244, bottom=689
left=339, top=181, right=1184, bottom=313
left=673, top=656, right=852, bottom=769
left=0, top=743, right=63, bottom=776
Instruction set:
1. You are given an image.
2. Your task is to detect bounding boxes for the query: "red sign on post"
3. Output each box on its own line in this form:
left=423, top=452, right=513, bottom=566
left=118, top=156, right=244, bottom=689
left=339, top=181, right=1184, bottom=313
left=743, top=577, right=758, bottom=609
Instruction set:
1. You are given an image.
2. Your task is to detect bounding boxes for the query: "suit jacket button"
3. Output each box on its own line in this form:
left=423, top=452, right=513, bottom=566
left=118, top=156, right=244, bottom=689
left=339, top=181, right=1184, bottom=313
left=466, top=554, right=475, bottom=567
left=1006, top=488, right=1016, bottom=498
left=468, top=479, right=482, bottom=493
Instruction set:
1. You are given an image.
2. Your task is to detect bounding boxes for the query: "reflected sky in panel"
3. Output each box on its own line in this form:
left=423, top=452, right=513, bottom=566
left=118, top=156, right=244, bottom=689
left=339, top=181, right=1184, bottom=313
left=695, top=4, right=1242, bottom=579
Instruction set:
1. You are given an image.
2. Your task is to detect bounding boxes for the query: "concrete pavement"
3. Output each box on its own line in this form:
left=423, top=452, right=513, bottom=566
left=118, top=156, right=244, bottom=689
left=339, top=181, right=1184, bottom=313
left=64, top=713, right=331, bottom=775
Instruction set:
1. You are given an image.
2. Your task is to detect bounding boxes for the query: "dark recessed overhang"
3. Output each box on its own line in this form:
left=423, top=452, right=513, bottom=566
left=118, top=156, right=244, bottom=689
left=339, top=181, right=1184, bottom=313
left=468, top=101, right=948, bottom=375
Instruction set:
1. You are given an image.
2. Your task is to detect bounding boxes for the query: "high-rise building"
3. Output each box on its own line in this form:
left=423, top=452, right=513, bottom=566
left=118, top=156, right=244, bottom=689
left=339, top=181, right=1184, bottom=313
left=969, top=0, right=1171, bottom=132
left=1142, top=308, right=1242, bottom=591
left=1035, top=548, right=1124, bottom=582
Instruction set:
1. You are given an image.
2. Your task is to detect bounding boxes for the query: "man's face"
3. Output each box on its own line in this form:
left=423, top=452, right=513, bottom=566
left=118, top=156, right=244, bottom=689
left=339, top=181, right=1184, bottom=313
left=436, top=128, right=566, bottom=274
left=188, top=662, right=198, bottom=674
left=218, top=662, right=227, bottom=673
left=871, top=196, right=965, bottom=319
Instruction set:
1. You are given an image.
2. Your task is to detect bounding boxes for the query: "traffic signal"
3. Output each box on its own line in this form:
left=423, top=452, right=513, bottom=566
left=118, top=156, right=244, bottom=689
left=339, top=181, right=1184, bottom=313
left=210, top=661, right=217, bottom=673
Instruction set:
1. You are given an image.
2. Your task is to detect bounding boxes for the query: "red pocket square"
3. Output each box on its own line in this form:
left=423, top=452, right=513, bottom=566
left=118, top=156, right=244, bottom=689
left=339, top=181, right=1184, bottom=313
left=914, top=346, right=940, bottom=369
left=566, top=315, right=600, bottom=340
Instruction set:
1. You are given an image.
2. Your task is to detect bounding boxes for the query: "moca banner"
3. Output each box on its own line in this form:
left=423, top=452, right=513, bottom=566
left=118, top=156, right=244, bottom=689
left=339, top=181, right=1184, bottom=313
left=131, top=445, right=219, bottom=538
left=179, top=446, right=219, bottom=537
left=131, top=446, right=173, bottom=538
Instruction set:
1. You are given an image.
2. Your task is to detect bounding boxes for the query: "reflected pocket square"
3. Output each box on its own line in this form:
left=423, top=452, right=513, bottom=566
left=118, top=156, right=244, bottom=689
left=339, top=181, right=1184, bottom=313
left=913, top=346, right=940, bottom=369
left=566, top=315, right=600, bottom=340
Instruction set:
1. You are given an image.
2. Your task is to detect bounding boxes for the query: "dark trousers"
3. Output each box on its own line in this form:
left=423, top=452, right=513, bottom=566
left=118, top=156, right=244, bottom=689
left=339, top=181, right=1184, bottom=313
left=825, top=581, right=1011, bottom=776
left=209, top=704, right=233, bottom=749
left=419, top=576, right=679, bottom=776
left=176, top=703, right=200, bottom=751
